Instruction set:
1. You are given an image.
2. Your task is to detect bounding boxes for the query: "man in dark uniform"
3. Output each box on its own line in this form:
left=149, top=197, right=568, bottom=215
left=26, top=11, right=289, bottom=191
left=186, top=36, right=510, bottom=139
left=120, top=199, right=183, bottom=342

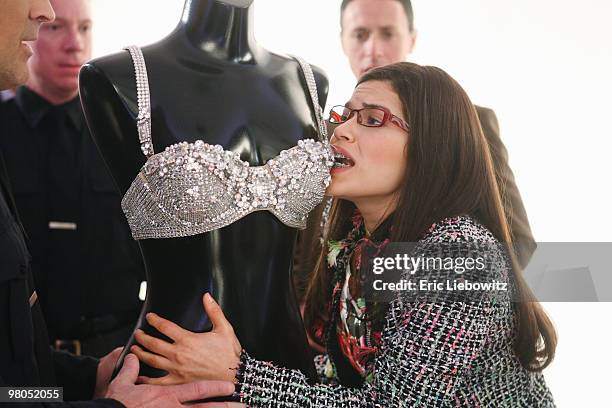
left=0, top=0, right=234, bottom=405
left=294, top=0, right=537, bottom=317
left=0, top=0, right=144, bottom=358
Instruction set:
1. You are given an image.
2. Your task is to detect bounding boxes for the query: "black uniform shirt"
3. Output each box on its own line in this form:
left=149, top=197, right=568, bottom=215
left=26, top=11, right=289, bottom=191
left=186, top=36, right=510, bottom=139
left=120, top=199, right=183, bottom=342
left=0, top=87, right=144, bottom=343
left=0, top=107, right=123, bottom=407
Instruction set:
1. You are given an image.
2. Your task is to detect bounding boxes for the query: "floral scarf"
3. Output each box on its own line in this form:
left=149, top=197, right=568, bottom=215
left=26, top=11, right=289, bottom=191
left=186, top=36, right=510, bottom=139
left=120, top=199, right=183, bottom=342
left=316, top=210, right=392, bottom=385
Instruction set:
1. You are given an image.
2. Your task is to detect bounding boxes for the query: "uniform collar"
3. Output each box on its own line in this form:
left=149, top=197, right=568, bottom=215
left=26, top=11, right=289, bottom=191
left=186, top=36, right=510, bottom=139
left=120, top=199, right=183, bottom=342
left=15, top=86, right=83, bottom=131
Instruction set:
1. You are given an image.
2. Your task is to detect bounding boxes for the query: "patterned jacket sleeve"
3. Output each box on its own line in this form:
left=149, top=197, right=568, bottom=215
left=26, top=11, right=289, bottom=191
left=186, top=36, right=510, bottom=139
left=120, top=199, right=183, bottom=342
left=235, top=223, right=510, bottom=407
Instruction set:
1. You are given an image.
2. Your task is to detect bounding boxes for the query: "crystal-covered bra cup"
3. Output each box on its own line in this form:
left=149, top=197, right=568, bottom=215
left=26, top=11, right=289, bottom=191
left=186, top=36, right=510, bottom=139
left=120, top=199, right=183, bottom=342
left=122, top=139, right=334, bottom=240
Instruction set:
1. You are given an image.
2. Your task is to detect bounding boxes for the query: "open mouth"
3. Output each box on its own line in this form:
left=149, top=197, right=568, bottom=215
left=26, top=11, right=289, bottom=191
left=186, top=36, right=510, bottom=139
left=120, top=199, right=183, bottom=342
left=333, top=149, right=355, bottom=169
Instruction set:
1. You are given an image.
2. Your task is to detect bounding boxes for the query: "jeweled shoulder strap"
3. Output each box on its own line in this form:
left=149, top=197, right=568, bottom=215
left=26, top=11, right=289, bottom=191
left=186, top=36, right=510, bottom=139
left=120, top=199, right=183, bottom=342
left=124, top=46, right=154, bottom=157
left=293, top=56, right=328, bottom=142
left=293, top=56, right=333, bottom=244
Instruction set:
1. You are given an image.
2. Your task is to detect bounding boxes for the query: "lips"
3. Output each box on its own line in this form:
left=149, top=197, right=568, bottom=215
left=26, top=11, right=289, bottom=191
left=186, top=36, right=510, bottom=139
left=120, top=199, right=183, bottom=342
left=20, top=42, right=33, bottom=57
left=59, top=63, right=83, bottom=69
left=20, top=34, right=37, bottom=54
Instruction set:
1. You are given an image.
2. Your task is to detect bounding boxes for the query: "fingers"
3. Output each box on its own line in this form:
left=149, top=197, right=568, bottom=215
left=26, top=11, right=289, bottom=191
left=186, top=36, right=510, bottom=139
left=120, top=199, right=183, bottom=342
left=137, top=375, right=181, bottom=386
left=134, top=329, right=174, bottom=358
left=131, top=344, right=173, bottom=372
left=169, top=380, right=235, bottom=403
left=203, top=293, right=232, bottom=333
left=145, top=312, right=186, bottom=341
left=113, top=353, right=139, bottom=386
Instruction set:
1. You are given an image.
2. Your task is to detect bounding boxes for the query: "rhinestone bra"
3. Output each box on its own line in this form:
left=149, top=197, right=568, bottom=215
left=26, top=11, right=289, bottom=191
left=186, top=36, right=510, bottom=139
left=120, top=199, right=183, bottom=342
left=120, top=46, right=334, bottom=240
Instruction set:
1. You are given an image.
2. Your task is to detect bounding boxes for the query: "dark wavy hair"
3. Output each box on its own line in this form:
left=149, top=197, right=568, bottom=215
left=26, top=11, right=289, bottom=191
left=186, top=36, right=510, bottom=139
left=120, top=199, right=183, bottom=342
left=304, top=62, right=556, bottom=371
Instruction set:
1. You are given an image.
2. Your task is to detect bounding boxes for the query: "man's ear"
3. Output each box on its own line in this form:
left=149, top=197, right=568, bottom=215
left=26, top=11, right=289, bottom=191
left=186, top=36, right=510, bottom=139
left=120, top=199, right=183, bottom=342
left=407, top=29, right=418, bottom=55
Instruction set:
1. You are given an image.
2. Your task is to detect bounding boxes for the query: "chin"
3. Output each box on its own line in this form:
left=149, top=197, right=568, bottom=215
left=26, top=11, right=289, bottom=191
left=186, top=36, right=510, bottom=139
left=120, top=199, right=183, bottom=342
left=324, top=184, right=354, bottom=201
left=327, top=172, right=362, bottom=197
left=324, top=186, right=343, bottom=199
left=325, top=178, right=343, bottom=197
left=55, top=82, right=79, bottom=96
left=13, top=65, right=30, bottom=88
left=62, top=78, right=79, bottom=89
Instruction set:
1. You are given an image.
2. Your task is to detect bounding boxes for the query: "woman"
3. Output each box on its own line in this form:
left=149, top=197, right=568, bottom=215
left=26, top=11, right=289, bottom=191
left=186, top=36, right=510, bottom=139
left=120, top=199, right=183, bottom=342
left=130, top=62, right=557, bottom=407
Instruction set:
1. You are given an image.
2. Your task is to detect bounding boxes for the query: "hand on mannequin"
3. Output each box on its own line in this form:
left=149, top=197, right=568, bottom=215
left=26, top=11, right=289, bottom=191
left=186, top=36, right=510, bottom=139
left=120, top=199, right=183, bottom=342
left=94, top=347, right=123, bottom=398
left=132, top=293, right=242, bottom=385
left=105, top=353, right=238, bottom=407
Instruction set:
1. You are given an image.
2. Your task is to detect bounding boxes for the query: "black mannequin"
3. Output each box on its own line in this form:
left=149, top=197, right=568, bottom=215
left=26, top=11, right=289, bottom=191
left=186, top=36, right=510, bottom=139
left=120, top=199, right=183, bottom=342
left=79, top=0, right=328, bottom=381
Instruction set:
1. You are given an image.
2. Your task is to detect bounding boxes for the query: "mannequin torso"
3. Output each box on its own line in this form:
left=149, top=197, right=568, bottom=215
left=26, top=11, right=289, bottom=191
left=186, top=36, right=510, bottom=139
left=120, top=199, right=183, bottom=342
left=79, top=0, right=328, bottom=380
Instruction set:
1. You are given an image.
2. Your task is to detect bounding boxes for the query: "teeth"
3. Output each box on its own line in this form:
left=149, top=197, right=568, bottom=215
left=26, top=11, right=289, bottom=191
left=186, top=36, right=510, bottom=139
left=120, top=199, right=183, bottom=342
left=332, top=148, right=354, bottom=169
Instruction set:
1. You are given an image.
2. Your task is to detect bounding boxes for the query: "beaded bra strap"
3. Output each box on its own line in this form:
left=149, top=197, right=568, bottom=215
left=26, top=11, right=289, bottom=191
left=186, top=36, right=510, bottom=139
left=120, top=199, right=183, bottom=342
left=293, top=56, right=328, bottom=142
left=124, top=46, right=154, bottom=157
left=292, top=56, right=333, bottom=244
left=123, top=50, right=325, bottom=156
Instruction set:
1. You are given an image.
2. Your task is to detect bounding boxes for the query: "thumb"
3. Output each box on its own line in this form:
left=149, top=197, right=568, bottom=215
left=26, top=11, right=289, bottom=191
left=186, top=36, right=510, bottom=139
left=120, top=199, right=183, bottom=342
left=203, top=293, right=231, bottom=333
left=101, top=347, right=123, bottom=366
left=108, top=347, right=123, bottom=362
left=110, top=346, right=124, bottom=356
left=113, top=353, right=139, bottom=386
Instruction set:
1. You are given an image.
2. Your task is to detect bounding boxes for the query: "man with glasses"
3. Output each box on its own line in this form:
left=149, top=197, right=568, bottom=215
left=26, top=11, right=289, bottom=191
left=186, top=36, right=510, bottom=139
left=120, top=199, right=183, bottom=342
left=293, top=0, right=535, bottom=330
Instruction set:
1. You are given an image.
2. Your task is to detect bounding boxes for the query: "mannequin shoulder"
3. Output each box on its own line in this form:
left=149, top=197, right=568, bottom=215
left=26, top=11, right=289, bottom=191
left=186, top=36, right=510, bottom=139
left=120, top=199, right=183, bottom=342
left=81, top=49, right=139, bottom=86
left=79, top=50, right=139, bottom=116
left=270, top=53, right=327, bottom=84
left=267, top=52, right=330, bottom=107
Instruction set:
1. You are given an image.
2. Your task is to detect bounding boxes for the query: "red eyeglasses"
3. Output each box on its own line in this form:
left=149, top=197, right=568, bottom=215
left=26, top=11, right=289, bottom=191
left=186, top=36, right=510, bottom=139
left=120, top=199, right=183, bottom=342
left=328, top=105, right=410, bottom=133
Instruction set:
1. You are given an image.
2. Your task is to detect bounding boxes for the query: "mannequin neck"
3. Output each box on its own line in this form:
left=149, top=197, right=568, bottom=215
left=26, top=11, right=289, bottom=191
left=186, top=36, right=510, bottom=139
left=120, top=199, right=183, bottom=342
left=176, top=0, right=261, bottom=63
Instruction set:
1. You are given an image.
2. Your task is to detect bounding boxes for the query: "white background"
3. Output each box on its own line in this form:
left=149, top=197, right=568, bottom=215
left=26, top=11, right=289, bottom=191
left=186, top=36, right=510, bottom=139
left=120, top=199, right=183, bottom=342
left=90, top=1, right=612, bottom=406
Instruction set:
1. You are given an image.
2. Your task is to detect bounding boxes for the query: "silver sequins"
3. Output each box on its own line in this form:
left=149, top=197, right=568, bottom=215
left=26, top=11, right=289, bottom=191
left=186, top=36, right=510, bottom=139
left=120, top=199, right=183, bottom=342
left=122, top=139, right=334, bottom=239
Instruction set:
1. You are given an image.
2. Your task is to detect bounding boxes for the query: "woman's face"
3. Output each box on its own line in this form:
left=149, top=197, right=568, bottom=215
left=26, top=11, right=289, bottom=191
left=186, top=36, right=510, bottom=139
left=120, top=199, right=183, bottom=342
left=326, top=80, right=409, bottom=208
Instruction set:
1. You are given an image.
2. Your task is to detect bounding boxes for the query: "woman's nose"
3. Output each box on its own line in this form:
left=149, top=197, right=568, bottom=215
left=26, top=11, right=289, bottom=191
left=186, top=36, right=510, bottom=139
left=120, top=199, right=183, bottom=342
left=330, top=120, right=355, bottom=143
